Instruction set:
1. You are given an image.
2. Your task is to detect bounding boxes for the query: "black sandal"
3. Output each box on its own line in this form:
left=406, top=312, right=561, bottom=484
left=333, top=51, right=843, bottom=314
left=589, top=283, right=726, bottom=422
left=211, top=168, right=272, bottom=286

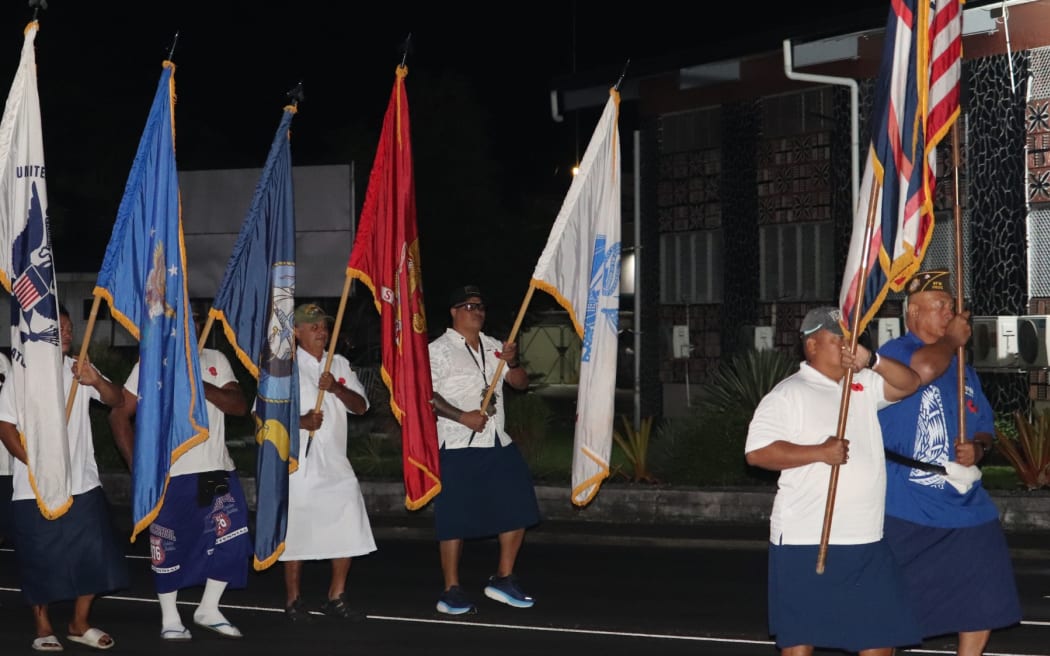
left=285, top=598, right=312, bottom=623
left=320, top=594, right=363, bottom=621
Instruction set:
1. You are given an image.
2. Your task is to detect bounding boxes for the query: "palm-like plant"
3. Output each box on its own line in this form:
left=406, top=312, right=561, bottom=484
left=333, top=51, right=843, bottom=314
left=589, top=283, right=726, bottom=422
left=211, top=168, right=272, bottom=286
left=995, top=410, right=1050, bottom=490
left=613, top=415, right=658, bottom=483
left=695, top=348, right=799, bottom=418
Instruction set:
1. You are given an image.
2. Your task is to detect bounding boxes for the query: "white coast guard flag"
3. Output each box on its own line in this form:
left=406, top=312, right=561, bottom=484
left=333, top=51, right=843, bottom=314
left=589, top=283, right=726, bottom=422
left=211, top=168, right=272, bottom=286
left=532, top=88, right=621, bottom=506
left=0, top=22, right=72, bottom=519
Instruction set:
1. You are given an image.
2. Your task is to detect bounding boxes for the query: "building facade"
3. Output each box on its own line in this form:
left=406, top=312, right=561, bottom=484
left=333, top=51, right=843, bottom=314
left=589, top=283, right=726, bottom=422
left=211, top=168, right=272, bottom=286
left=555, top=1, right=1050, bottom=419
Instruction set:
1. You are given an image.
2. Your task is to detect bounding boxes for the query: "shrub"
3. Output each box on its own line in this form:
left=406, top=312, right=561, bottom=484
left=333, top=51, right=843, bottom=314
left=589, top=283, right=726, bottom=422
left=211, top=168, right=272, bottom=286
left=649, top=347, right=797, bottom=487
left=504, top=389, right=553, bottom=464
left=994, top=409, right=1050, bottom=490
left=694, top=347, right=799, bottom=418
left=650, top=405, right=775, bottom=487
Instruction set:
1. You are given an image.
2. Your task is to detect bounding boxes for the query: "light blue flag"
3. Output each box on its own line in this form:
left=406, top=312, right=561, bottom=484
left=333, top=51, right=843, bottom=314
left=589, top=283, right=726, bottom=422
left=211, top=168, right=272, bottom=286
left=94, top=61, right=208, bottom=542
left=210, top=105, right=299, bottom=570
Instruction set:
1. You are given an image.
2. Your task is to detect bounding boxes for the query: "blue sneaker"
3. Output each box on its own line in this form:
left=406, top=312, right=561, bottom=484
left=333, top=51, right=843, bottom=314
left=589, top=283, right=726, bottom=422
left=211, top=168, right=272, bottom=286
left=436, top=585, right=477, bottom=615
left=483, top=574, right=534, bottom=608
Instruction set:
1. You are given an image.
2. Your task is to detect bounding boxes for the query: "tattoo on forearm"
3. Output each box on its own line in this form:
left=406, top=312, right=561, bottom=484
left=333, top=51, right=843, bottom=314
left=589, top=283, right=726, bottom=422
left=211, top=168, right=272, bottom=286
left=431, top=393, right=462, bottom=421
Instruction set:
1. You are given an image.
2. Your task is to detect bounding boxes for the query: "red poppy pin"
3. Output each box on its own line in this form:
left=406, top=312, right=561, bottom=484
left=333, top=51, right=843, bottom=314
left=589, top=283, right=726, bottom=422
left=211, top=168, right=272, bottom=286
left=338, top=377, right=346, bottom=385
left=208, top=366, right=217, bottom=376
left=851, top=382, right=864, bottom=392
left=966, top=399, right=977, bottom=413
left=494, top=350, right=502, bottom=358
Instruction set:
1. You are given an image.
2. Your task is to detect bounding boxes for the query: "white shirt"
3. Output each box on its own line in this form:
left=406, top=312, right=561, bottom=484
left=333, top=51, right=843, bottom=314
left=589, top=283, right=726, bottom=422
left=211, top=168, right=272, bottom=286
left=429, top=328, right=512, bottom=449
left=293, top=346, right=369, bottom=478
left=124, top=348, right=237, bottom=475
left=745, top=362, right=892, bottom=546
left=0, top=355, right=103, bottom=500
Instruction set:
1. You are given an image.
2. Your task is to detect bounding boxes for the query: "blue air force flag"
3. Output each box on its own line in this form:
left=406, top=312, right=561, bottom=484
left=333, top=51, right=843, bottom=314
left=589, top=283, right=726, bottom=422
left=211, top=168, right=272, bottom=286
left=94, top=61, right=208, bottom=541
left=531, top=89, right=621, bottom=506
left=0, top=21, right=72, bottom=519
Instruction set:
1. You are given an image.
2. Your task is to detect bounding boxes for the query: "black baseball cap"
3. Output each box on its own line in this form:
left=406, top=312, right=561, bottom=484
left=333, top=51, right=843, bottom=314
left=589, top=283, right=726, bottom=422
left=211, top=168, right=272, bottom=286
left=449, top=285, right=484, bottom=308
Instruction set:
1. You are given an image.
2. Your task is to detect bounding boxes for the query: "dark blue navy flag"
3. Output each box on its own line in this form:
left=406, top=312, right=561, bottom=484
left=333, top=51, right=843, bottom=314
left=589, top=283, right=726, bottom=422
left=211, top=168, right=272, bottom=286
left=210, top=106, right=299, bottom=570
left=94, top=61, right=208, bottom=542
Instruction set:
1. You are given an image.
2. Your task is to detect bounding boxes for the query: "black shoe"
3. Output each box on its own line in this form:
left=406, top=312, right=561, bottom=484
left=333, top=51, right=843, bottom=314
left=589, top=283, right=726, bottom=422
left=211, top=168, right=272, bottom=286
left=285, top=598, right=312, bottom=623
left=320, top=593, right=364, bottom=621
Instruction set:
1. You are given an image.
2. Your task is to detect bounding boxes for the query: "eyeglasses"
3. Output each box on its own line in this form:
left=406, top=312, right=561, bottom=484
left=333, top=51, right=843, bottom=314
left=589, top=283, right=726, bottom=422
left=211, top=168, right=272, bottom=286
left=454, top=302, right=486, bottom=313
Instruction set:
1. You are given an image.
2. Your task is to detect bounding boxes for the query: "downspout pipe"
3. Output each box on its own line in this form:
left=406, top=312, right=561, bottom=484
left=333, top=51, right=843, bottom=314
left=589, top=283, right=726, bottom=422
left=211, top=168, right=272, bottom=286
left=782, top=39, right=860, bottom=216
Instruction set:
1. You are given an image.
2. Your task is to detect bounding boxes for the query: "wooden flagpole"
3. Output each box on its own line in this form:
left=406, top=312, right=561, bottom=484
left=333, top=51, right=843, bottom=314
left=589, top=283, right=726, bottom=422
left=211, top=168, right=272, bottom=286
left=951, top=123, right=966, bottom=445
left=66, top=294, right=104, bottom=422
left=197, top=314, right=215, bottom=353
left=479, top=283, right=536, bottom=414
left=304, top=273, right=354, bottom=457
left=816, top=177, right=882, bottom=574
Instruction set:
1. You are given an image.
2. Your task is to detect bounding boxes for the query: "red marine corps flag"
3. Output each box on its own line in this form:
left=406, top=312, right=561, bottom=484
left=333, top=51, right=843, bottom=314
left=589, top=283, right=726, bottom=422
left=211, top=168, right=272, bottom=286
left=347, top=65, right=440, bottom=509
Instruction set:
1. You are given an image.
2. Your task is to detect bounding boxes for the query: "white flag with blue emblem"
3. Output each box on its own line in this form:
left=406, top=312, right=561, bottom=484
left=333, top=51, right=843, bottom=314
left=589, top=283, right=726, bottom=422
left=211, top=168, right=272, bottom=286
left=0, top=21, right=72, bottom=519
left=531, top=88, right=621, bottom=506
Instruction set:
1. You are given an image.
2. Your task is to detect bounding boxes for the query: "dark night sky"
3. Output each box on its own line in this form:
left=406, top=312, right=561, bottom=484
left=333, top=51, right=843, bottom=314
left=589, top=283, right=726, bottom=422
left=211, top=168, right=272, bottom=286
left=0, top=0, right=898, bottom=328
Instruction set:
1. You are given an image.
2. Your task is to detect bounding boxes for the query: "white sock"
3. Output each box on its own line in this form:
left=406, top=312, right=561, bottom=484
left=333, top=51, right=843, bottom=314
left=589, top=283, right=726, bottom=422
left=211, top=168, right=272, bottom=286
left=193, top=579, right=229, bottom=624
left=158, top=591, right=184, bottom=630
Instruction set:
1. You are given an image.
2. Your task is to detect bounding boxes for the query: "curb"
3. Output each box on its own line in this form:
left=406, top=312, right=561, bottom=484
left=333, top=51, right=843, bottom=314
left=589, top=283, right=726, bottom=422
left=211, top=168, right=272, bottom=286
left=100, top=473, right=1050, bottom=534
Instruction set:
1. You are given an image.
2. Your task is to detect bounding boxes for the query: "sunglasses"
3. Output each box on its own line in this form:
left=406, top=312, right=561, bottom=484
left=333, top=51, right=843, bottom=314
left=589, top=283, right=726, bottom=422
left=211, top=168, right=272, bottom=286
left=454, top=302, right=486, bottom=312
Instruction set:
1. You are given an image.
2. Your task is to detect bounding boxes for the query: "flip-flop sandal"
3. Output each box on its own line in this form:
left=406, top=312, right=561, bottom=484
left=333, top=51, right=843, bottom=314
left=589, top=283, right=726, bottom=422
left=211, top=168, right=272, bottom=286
left=66, top=628, right=114, bottom=650
left=31, top=635, right=63, bottom=652
left=193, top=619, right=242, bottom=639
left=160, top=626, right=192, bottom=641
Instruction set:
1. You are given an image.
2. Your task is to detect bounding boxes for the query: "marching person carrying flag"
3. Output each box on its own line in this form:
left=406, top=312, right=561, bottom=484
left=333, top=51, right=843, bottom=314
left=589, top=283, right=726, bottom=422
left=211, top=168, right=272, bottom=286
left=109, top=303, right=252, bottom=641
left=429, top=284, right=540, bottom=615
left=0, top=306, right=128, bottom=652
left=745, top=307, right=923, bottom=655
left=281, top=303, right=375, bottom=622
left=877, top=270, right=1022, bottom=654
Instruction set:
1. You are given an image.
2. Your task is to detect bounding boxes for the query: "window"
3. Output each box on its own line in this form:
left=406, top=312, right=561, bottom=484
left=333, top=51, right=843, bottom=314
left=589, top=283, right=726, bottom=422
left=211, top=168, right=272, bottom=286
left=660, top=229, right=723, bottom=303
left=759, top=222, right=834, bottom=301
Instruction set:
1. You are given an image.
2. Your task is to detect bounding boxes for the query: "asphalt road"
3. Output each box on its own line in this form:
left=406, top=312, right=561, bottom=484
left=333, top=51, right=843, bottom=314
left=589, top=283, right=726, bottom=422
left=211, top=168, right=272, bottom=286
left=1, top=512, right=1048, bottom=656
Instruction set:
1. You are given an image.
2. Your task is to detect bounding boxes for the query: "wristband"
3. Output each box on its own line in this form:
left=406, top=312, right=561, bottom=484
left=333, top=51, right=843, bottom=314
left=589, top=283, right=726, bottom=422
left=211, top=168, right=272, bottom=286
left=507, top=361, right=520, bottom=369
left=867, top=351, right=880, bottom=369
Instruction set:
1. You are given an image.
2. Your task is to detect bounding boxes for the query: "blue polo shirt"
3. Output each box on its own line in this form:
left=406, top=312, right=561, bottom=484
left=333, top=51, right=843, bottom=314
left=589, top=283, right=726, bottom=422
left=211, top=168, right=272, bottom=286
left=877, top=332, right=1000, bottom=528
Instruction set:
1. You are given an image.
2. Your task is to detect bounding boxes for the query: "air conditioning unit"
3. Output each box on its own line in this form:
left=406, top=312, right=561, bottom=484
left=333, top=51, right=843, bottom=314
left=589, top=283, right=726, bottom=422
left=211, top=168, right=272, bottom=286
left=754, top=326, right=774, bottom=351
left=869, top=317, right=902, bottom=350
left=1017, top=315, right=1050, bottom=368
left=740, top=325, right=774, bottom=352
left=971, top=316, right=1020, bottom=369
left=672, top=325, right=691, bottom=359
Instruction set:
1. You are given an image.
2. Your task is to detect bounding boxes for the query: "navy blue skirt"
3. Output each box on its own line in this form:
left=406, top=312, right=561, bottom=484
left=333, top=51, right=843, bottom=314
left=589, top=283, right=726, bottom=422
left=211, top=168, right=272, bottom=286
left=434, top=441, right=541, bottom=541
left=0, top=475, right=12, bottom=545
left=884, top=515, right=1022, bottom=638
left=768, top=540, right=923, bottom=651
left=11, top=486, right=129, bottom=605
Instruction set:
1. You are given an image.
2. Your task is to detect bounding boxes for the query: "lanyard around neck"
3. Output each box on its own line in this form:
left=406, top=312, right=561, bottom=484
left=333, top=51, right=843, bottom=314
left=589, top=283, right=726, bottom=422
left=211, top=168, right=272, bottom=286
left=464, top=340, right=489, bottom=386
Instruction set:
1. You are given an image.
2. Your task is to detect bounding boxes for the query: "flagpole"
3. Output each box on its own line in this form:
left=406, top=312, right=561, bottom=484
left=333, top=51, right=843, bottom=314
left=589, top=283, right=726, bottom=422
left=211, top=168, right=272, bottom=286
left=951, top=122, right=966, bottom=445
left=816, top=177, right=882, bottom=574
left=65, top=295, right=104, bottom=422
left=197, top=314, right=215, bottom=352
left=480, top=283, right=536, bottom=413
left=305, top=273, right=354, bottom=456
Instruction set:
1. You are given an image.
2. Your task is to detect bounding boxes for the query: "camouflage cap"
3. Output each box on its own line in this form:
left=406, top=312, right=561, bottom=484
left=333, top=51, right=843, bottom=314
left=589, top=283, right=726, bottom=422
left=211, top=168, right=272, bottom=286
left=293, top=303, right=332, bottom=325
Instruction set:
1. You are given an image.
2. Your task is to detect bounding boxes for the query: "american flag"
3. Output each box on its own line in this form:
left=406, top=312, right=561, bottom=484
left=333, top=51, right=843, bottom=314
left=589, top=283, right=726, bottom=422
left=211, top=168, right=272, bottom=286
left=839, top=0, right=962, bottom=336
left=13, top=265, right=47, bottom=310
